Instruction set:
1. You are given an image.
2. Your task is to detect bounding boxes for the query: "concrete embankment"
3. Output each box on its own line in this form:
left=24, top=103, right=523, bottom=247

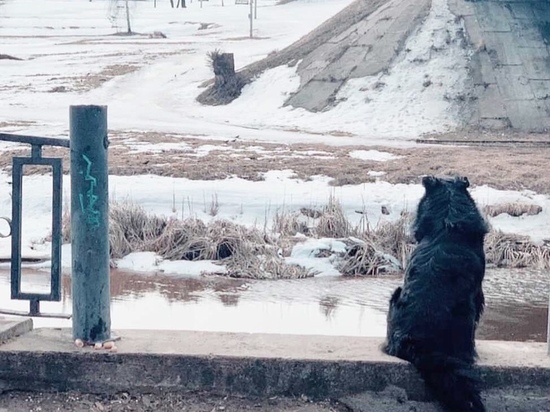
left=201, top=0, right=550, bottom=133
left=1, top=322, right=550, bottom=404
left=450, top=0, right=550, bottom=131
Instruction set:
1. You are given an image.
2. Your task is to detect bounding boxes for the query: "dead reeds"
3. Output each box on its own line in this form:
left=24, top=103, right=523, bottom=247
left=109, top=201, right=168, bottom=259
left=272, top=196, right=351, bottom=238
left=58, top=199, right=549, bottom=279
left=273, top=210, right=311, bottom=237
left=317, top=194, right=352, bottom=238
left=62, top=201, right=311, bottom=279
left=338, top=213, right=414, bottom=276
left=483, top=202, right=542, bottom=218
left=485, top=230, right=550, bottom=269
left=338, top=237, right=398, bottom=276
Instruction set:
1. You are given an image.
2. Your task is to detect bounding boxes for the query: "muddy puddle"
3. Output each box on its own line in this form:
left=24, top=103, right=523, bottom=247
left=0, top=268, right=547, bottom=342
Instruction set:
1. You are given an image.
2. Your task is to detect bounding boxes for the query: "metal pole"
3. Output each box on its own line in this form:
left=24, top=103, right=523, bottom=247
left=249, top=0, right=253, bottom=38
left=254, top=0, right=257, bottom=19
left=70, top=105, right=111, bottom=343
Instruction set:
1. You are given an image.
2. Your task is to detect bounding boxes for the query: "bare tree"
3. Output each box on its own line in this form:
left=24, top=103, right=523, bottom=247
left=170, top=0, right=186, bottom=8
left=109, top=0, right=134, bottom=34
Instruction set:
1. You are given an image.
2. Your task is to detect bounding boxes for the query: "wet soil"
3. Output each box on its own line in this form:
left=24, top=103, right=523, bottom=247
left=0, top=391, right=347, bottom=412
left=2, top=387, right=550, bottom=412
left=1, top=130, right=549, bottom=193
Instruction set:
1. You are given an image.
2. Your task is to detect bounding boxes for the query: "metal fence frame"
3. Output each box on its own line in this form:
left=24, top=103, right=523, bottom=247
left=0, top=105, right=111, bottom=343
left=0, top=133, right=69, bottom=316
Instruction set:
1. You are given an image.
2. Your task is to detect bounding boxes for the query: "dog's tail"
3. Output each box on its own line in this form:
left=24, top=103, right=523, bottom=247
left=410, top=352, right=485, bottom=412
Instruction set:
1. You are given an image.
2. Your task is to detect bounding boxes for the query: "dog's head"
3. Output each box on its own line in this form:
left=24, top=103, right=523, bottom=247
left=421, top=175, right=470, bottom=192
left=413, top=175, right=487, bottom=242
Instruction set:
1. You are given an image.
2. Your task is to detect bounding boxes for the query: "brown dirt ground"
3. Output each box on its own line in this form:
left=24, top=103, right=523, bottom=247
left=1, top=130, right=549, bottom=194
left=0, top=391, right=347, bottom=412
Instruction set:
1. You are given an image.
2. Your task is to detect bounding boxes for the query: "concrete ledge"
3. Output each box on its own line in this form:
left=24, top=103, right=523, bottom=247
left=1, top=329, right=549, bottom=399
left=0, top=316, right=32, bottom=342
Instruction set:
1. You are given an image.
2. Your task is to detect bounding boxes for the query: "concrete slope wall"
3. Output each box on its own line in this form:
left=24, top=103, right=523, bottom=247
left=239, top=0, right=391, bottom=83
left=285, top=0, right=431, bottom=112
left=284, top=0, right=550, bottom=130
left=451, top=0, right=550, bottom=131
left=202, top=0, right=550, bottom=133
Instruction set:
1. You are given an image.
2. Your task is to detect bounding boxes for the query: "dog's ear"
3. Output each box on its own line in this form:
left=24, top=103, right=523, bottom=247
left=455, top=176, right=470, bottom=189
left=421, top=175, right=439, bottom=190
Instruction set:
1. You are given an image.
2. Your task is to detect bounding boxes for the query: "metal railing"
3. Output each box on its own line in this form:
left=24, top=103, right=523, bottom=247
left=0, top=105, right=112, bottom=343
left=0, top=132, right=67, bottom=317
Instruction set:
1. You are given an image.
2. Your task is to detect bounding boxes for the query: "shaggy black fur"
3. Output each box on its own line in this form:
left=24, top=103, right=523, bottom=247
left=383, top=175, right=489, bottom=412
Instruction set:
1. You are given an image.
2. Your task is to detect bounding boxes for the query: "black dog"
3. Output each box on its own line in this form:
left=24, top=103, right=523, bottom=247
left=383, top=175, right=489, bottom=412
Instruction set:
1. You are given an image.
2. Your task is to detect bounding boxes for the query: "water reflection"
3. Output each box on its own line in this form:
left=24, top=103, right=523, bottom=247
left=218, top=293, right=240, bottom=307
left=0, top=268, right=547, bottom=341
left=319, top=296, right=340, bottom=319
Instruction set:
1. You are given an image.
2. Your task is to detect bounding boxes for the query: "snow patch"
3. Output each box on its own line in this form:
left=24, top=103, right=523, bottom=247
left=116, top=251, right=227, bottom=276
left=349, top=150, right=402, bottom=162
left=287, top=238, right=348, bottom=277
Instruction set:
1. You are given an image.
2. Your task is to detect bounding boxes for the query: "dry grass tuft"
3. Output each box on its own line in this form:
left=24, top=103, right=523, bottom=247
left=483, top=203, right=542, bottom=218
left=216, top=220, right=314, bottom=279
left=273, top=199, right=351, bottom=238
left=316, top=194, right=352, bottom=238
left=150, top=217, right=208, bottom=260
left=338, top=214, right=414, bottom=276
left=61, top=201, right=168, bottom=259
left=329, top=173, right=372, bottom=186
left=485, top=230, right=550, bottom=269
left=227, top=247, right=313, bottom=279
left=58, top=199, right=550, bottom=279
left=273, top=211, right=305, bottom=237
left=109, top=202, right=168, bottom=259
left=368, top=212, right=415, bottom=267
left=339, top=237, right=397, bottom=276
left=338, top=213, right=550, bottom=275
left=61, top=201, right=312, bottom=279
left=208, top=194, right=220, bottom=216
left=273, top=209, right=313, bottom=236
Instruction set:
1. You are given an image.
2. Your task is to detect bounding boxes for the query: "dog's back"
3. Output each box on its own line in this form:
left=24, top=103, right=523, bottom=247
left=383, top=176, right=488, bottom=412
left=385, top=235, right=483, bottom=360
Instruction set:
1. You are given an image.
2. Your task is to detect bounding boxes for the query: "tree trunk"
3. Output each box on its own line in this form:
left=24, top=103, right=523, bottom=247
left=125, top=0, right=132, bottom=34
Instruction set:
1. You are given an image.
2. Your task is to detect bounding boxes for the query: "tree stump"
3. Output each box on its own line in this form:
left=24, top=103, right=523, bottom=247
left=213, top=53, right=236, bottom=87
left=197, top=51, right=246, bottom=106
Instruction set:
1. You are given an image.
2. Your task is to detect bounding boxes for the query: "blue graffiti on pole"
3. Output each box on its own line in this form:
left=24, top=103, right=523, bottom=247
left=79, top=154, right=101, bottom=229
